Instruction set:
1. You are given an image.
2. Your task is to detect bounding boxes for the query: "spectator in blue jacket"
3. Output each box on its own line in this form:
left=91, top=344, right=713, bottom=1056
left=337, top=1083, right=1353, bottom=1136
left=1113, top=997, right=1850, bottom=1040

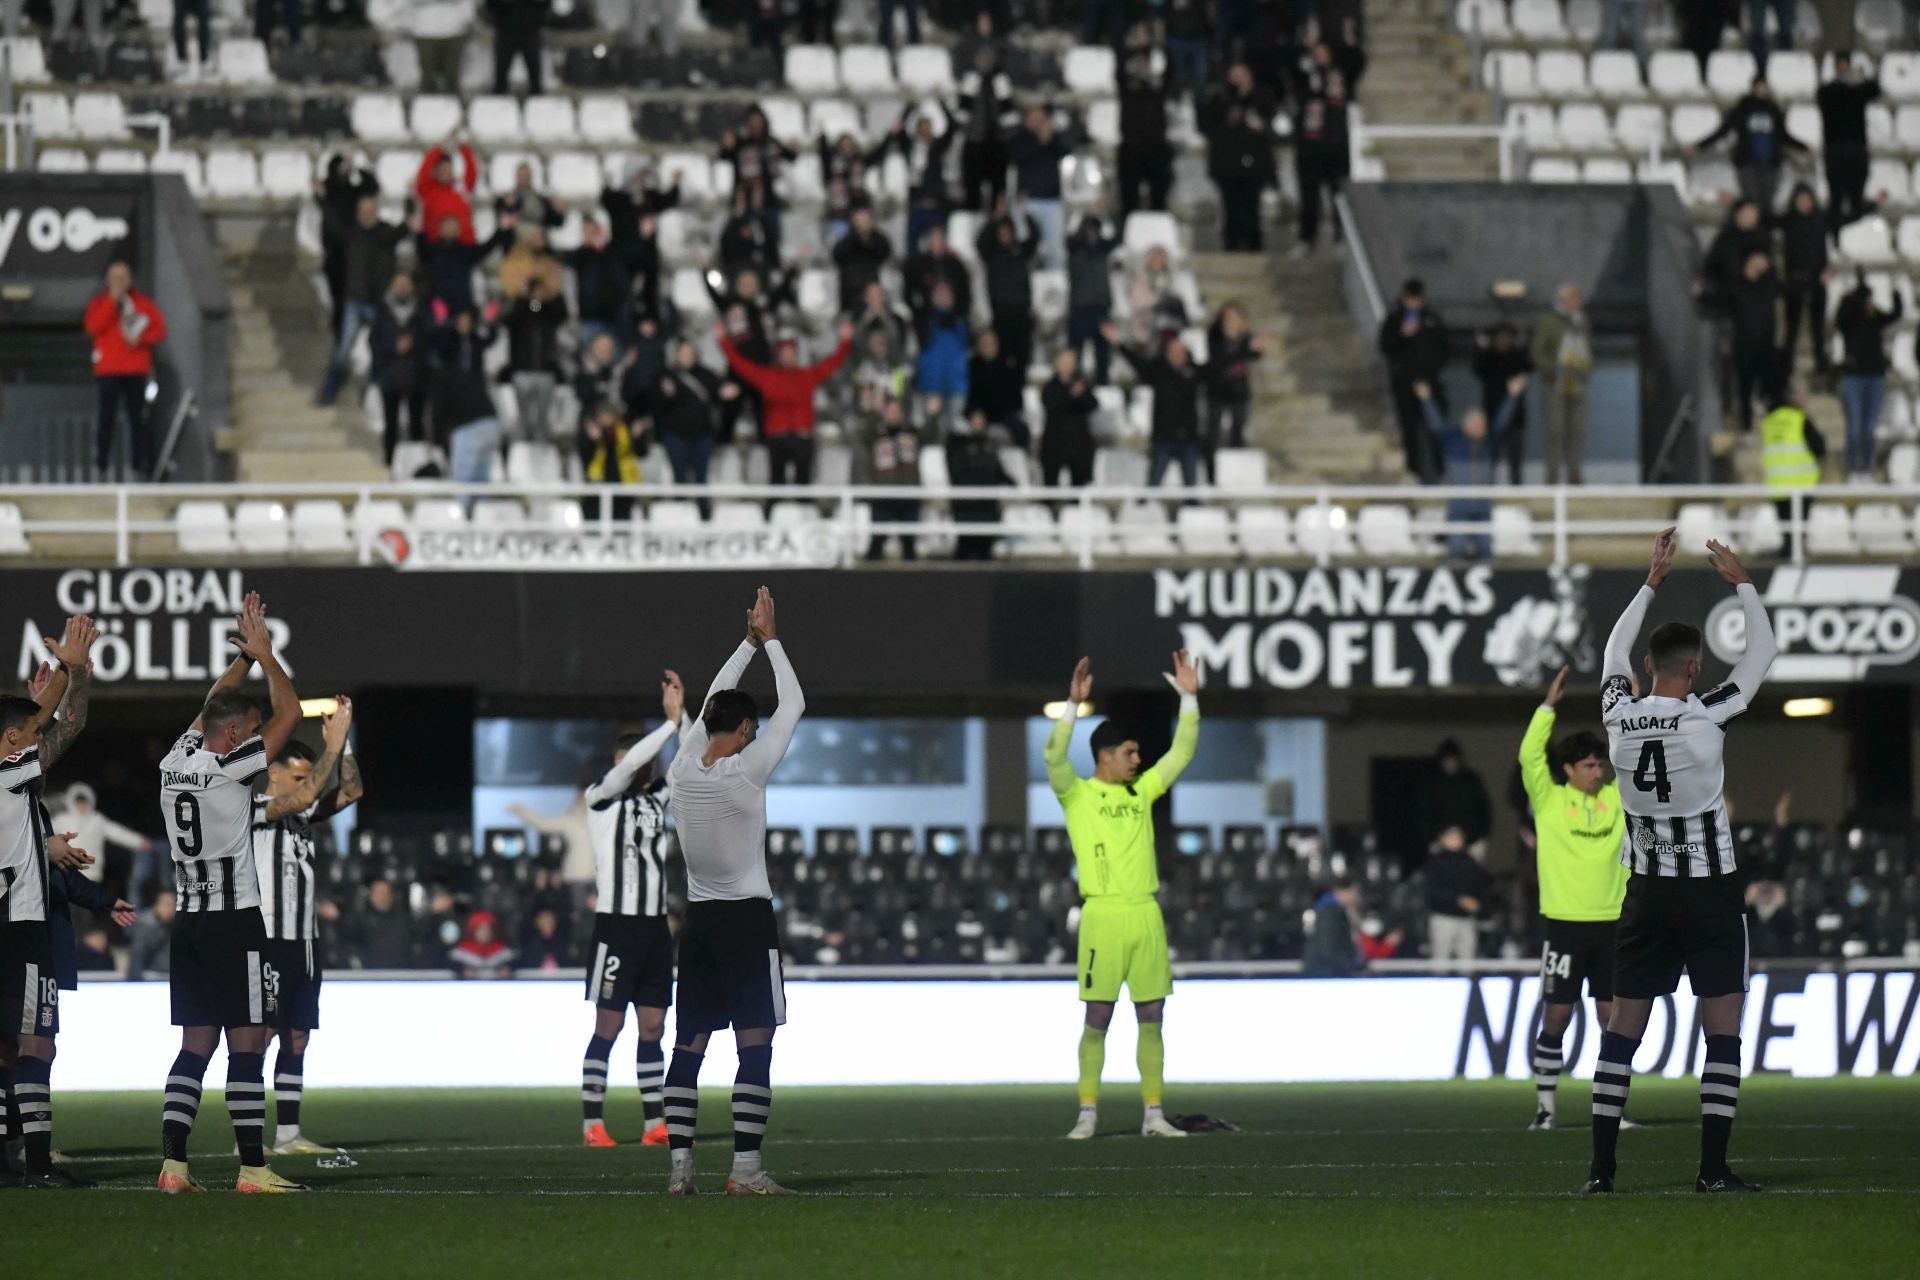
left=915, top=280, right=971, bottom=423
left=1418, top=375, right=1521, bottom=560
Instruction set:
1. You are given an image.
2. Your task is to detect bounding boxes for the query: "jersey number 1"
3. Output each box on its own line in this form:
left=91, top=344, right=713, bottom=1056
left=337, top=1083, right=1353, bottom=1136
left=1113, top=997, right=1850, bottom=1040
left=1631, top=741, right=1672, bottom=804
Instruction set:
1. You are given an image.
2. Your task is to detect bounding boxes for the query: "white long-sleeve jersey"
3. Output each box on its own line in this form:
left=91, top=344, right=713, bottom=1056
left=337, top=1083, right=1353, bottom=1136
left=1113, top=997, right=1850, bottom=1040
left=1600, top=582, right=1778, bottom=878
left=666, top=639, right=805, bottom=903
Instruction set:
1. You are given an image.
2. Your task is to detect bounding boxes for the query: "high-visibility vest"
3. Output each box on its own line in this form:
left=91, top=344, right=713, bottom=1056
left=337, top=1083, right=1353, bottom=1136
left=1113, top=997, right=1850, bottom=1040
left=1761, top=407, right=1820, bottom=493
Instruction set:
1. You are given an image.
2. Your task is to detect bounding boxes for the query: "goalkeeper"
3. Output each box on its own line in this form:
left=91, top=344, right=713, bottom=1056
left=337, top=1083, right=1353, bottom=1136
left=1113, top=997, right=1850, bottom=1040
left=1046, top=651, right=1200, bottom=1141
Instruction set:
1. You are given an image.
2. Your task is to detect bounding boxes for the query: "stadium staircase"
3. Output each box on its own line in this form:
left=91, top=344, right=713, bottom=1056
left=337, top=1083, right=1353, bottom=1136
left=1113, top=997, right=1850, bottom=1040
left=1359, top=0, right=1499, bottom=181
left=219, top=228, right=388, bottom=484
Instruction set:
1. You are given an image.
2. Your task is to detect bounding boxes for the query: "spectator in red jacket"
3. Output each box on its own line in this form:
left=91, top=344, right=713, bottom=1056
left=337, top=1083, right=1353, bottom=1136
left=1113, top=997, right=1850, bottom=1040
left=417, top=140, right=479, bottom=245
left=715, top=319, right=854, bottom=484
left=84, top=261, right=168, bottom=478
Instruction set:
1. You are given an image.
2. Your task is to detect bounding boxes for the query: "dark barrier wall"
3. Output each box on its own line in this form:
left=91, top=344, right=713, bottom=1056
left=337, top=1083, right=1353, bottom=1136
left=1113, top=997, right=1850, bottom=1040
left=0, top=563, right=1914, bottom=699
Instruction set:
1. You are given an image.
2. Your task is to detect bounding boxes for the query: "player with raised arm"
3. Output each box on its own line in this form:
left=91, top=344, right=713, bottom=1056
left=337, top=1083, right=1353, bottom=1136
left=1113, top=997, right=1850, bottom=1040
left=579, top=670, right=685, bottom=1150
left=661, top=587, right=804, bottom=1197
left=253, top=696, right=363, bottom=1157
left=1583, top=531, right=1778, bottom=1196
left=157, top=591, right=310, bottom=1195
left=0, top=615, right=98, bottom=1189
left=1517, top=664, right=1628, bottom=1131
left=1049, top=652, right=1201, bottom=1142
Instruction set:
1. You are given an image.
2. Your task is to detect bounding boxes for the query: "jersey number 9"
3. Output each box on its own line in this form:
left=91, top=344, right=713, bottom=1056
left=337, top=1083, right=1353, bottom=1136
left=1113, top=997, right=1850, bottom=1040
left=173, top=793, right=202, bottom=857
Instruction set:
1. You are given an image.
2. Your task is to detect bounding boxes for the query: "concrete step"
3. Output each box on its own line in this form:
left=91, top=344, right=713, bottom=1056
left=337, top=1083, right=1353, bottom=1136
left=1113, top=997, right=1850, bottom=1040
left=237, top=450, right=389, bottom=484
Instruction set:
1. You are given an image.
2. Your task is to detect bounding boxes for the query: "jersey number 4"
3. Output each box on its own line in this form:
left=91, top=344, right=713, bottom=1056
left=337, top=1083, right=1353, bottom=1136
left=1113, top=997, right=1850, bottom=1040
left=172, top=793, right=202, bottom=857
left=1631, top=741, right=1672, bottom=804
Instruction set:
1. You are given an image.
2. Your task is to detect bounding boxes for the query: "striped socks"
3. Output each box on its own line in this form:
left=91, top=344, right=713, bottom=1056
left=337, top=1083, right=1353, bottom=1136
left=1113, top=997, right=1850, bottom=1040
left=664, top=1048, right=702, bottom=1154
left=1136, top=1022, right=1166, bottom=1108
left=637, top=1039, right=665, bottom=1127
left=1077, top=1025, right=1107, bottom=1106
left=1531, top=1029, right=1564, bottom=1119
left=161, top=1051, right=209, bottom=1163
left=1700, top=1035, right=1743, bottom=1179
left=732, top=1045, right=773, bottom=1177
left=0, top=1064, right=13, bottom=1153
left=13, top=1055, right=52, bottom=1172
left=1588, top=1030, right=1639, bottom=1181
left=273, top=1048, right=305, bottom=1142
left=581, top=1034, right=613, bottom=1132
left=227, top=1052, right=267, bottom=1168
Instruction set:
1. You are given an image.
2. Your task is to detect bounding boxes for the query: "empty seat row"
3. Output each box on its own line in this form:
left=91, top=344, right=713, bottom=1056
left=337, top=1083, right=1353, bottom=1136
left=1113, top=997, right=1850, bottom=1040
left=1676, top=499, right=1920, bottom=556
left=1485, top=48, right=1892, bottom=105
left=350, top=91, right=639, bottom=147
left=1510, top=100, right=1920, bottom=157
left=1458, top=0, right=1899, bottom=50
left=782, top=42, right=957, bottom=94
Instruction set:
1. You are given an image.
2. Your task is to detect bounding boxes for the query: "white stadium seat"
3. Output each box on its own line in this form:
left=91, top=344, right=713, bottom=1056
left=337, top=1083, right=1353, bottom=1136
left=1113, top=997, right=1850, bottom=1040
left=1868, top=158, right=1912, bottom=204
left=0, top=504, right=30, bottom=555
left=1583, top=157, right=1633, bottom=182
left=1706, top=50, right=1758, bottom=101
left=1005, top=504, right=1060, bottom=557
left=233, top=501, right=291, bottom=553
left=149, top=149, right=206, bottom=197
left=1490, top=506, right=1541, bottom=557
left=488, top=152, right=542, bottom=195
left=1557, top=103, right=1613, bottom=151
left=1506, top=103, right=1558, bottom=150
left=260, top=149, right=316, bottom=199
left=1648, top=50, right=1709, bottom=100
left=1766, top=51, right=1819, bottom=101
left=411, top=499, right=467, bottom=532
left=1738, top=503, right=1785, bottom=556
left=175, top=502, right=234, bottom=554
left=94, top=149, right=148, bottom=173
left=839, top=44, right=895, bottom=94
left=1176, top=506, right=1235, bottom=556
left=1786, top=103, right=1823, bottom=149
left=808, top=98, right=865, bottom=143
left=71, top=92, right=129, bottom=140
left=1356, top=505, right=1423, bottom=557
left=217, top=37, right=274, bottom=86
left=1614, top=104, right=1667, bottom=152
left=547, top=151, right=602, bottom=202
left=1528, top=157, right=1581, bottom=183
left=1484, top=51, right=1534, bottom=99
left=1589, top=51, right=1647, bottom=100
left=1453, top=0, right=1511, bottom=39
left=1117, top=502, right=1177, bottom=556
left=1057, top=504, right=1118, bottom=557
left=1234, top=505, right=1294, bottom=556
left=578, top=95, right=636, bottom=145
left=1805, top=505, right=1858, bottom=555
left=1511, top=0, right=1568, bottom=40
left=1839, top=216, right=1900, bottom=268
left=35, top=148, right=88, bottom=172
left=896, top=44, right=954, bottom=93
left=785, top=44, right=840, bottom=93
left=353, top=92, right=410, bottom=142
left=1853, top=503, right=1912, bottom=553
left=1062, top=45, right=1116, bottom=95
left=0, top=37, right=49, bottom=83
left=409, top=93, right=463, bottom=141
left=22, top=91, right=73, bottom=139
left=1123, top=210, right=1181, bottom=256
left=1213, top=448, right=1269, bottom=493
left=1293, top=506, right=1356, bottom=559
left=1669, top=101, right=1722, bottom=147
left=291, top=501, right=353, bottom=553
left=205, top=149, right=263, bottom=199
left=647, top=500, right=703, bottom=530
left=1885, top=53, right=1920, bottom=102
left=522, top=95, right=577, bottom=144
left=375, top=148, right=423, bottom=199
left=1535, top=51, right=1590, bottom=100
left=466, top=95, right=525, bottom=146
left=1676, top=502, right=1736, bottom=551
left=471, top=499, right=527, bottom=527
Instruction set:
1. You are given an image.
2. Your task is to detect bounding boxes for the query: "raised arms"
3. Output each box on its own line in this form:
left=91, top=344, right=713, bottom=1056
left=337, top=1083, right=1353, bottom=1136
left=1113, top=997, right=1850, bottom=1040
left=191, top=592, right=267, bottom=734
left=737, top=588, right=804, bottom=787
left=1519, top=665, right=1567, bottom=805
left=584, top=672, right=685, bottom=805
left=1704, top=539, right=1777, bottom=723
left=1603, top=527, right=1673, bottom=686
left=233, top=594, right=301, bottom=761
left=1044, top=657, right=1093, bottom=797
left=266, top=697, right=353, bottom=821
left=37, top=616, right=99, bottom=768
left=1141, top=650, right=1202, bottom=796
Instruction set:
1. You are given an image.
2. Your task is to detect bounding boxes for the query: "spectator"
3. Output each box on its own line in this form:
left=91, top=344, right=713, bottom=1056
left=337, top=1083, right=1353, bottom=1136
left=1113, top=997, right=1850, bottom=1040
left=1163, top=0, right=1212, bottom=102
left=1743, top=0, right=1794, bottom=70
left=955, top=34, right=1015, bottom=211
left=562, top=217, right=635, bottom=350
left=580, top=402, right=642, bottom=518
left=1377, top=278, right=1448, bottom=484
left=417, top=138, right=480, bottom=245
left=1066, top=215, right=1120, bottom=385
left=495, top=161, right=566, bottom=229
left=618, top=315, right=671, bottom=418
left=831, top=207, right=894, bottom=312
left=1419, top=376, right=1520, bottom=559
left=1778, top=183, right=1833, bottom=378
left=431, top=306, right=503, bottom=489
left=499, top=224, right=562, bottom=302
left=621, top=214, right=668, bottom=327
left=851, top=281, right=915, bottom=367
left=1599, top=0, right=1649, bottom=68
left=51, top=0, right=108, bottom=63
left=1761, top=386, right=1825, bottom=536
left=1205, top=302, right=1264, bottom=450
left=708, top=260, right=791, bottom=365
left=504, top=276, right=569, bottom=442
left=945, top=410, right=1012, bottom=561
left=1007, top=107, right=1072, bottom=271
left=1679, top=0, right=1738, bottom=76
left=605, top=0, right=682, bottom=56
left=127, top=887, right=174, bottom=979
left=255, top=0, right=299, bottom=43
left=450, top=910, right=515, bottom=979
left=977, top=203, right=1040, bottom=370
left=1039, top=348, right=1099, bottom=487
left=859, top=398, right=927, bottom=561
left=171, top=0, right=210, bottom=72
left=719, top=108, right=797, bottom=233
left=1202, top=63, right=1277, bottom=253
left=893, top=101, right=956, bottom=256
left=417, top=211, right=513, bottom=317
left=1695, top=198, right=1772, bottom=314
left=1728, top=249, right=1783, bottom=433
left=1746, top=879, right=1797, bottom=957
left=715, top=320, right=856, bottom=484
left=1427, top=739, right=1492, bottom=848
left=411, top=0, right=475, bottom=94
left=48, top=782, right=153, bottom=891
left=1116, top=32, right=1172, bottom=220
left=715, top=187, right=782, bottom=278
left=1290, top=33, right=1365, bottom=256
left=904, top=226, right=972, bottom=327
left=1835, top=277, right=1902, bottom=480
left=964, top=330, right=1027, bottom=448
left=1530, top=282, right=1594, bottom=485
left=1685, top=75, right=1809, bottom=211
left=875, top=0, right=919, bottom=50
left=1108, top=323, right=1207, bottom=488
left=84, top=260, right=167, bottom=478
left=1302, top=877, right=1363, bottom=977
left=74, top=925, right=115, bottom=973
left=1126, top=244, right=1189, bottom=348
left=849, top=323, right=910, bottom=422
left=573, top=331, right=625, bottom=428
left=601, top=159, right=681, bottom=250
left=820, top=131, right=888, bottom=244
left=369, top=271, right=431, bottom=463
left=1816, top=52, right=1881, bottom=230
left=1423, top=825, right=1489, bottom=964
left=1471, top=322, right=1532, bottom=484
left=915, top=281, right=972, bottom=422
left=519, top=906, right=570, bottom=970
left=651, top=337, right=729, bottom=490
left=314, top=155, right=378, bottom=345
left=487, top=0, right=547, bottom=94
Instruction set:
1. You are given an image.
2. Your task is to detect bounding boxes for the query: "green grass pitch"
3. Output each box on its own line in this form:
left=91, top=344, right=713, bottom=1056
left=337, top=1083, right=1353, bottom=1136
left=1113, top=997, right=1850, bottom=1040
left=13, top=1078, right=1918, bottom=1278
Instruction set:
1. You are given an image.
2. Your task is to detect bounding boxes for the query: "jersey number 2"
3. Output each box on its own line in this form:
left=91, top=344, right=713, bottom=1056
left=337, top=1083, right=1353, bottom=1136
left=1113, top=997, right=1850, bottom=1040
left=1631, top=741, right=1672, bottom=804
left=173, top=793, right=202, bottom=857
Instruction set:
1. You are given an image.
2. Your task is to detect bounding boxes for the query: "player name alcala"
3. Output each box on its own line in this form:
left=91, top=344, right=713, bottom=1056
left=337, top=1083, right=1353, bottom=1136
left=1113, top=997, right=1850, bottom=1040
left=1615, top=714, right=1681, bottom=732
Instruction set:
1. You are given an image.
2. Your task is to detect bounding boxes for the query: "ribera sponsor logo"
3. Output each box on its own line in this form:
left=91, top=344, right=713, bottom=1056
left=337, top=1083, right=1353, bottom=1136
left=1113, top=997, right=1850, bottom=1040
left=1708, top=566, right=1920, bottom=681
left=17, top=569, right=290, bottom=683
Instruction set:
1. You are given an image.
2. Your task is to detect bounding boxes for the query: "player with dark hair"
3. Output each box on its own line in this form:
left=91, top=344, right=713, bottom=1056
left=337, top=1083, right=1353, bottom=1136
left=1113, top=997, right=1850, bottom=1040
left=579, top=671, right=685, bottom=1150
left=253, top=697, right=361, bottom=1157
left=1517, top=666, right=1628, bottom=1131
left=1584, top=530, right=1777, bottom=1196
left=0, top=615, right=98, bottom=1189
left=156, top=591, right=308, bottom=1194
left=1046, top=652, right=1200, bottom=1141
left=661, top=587, right=804, bottom=1196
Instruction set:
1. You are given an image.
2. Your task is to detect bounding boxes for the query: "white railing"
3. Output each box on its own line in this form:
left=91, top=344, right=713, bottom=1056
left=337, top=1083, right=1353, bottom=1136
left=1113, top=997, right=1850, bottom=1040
left=0, top=111, right=172, bottom=171
left=6, top=480, right=1918, bottom=570
left=1348, top=106, right=1526, bottom=182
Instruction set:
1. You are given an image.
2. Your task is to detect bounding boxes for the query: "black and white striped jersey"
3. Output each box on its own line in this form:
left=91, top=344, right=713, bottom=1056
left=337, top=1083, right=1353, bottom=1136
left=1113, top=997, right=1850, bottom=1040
left=161, top=730, right=268, bottom=913
left=584, top=719, right=678, bottom=918
left=253, top=798, right=320, bottom=941
left=1600, top=581, right=1778, bottom=879
left=0, top=748, right=47, bottom=924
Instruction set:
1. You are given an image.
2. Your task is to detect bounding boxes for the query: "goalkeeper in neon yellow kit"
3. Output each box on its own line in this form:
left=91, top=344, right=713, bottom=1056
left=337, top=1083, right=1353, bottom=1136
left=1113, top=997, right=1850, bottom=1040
left=1046, top=651, right=1200, bottom=1141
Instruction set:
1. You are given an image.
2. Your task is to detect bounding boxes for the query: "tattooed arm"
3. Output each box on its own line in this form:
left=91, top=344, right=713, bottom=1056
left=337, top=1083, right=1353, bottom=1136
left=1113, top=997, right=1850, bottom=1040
left=333, top=751, right=365, bottom=813
left=39, top=660, right=93, bottom=770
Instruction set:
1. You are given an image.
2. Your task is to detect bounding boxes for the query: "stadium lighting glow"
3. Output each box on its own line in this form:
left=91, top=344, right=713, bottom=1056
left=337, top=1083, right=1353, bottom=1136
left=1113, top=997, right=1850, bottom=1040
left=1783, top=698, right=1834, bottom=718
left=300, top=697, right=340, bottom=718
left=1043, top=700, right=1095, bottom=719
